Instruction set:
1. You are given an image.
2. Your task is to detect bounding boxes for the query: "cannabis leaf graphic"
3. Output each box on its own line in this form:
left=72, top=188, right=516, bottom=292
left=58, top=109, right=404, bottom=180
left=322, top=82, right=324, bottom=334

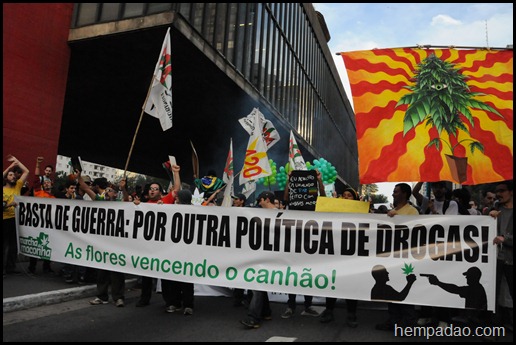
left=396, top=54, right=503, bottom=156
left=37, top=232, right=50, bottom=248
left=402, top=263, right=415, bottom=275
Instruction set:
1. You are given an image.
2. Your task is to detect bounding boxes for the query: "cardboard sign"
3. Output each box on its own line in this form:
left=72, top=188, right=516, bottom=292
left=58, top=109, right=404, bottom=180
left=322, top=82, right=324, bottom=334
left=315, top=196, right=370, bottom=214
left=287, top=170, right=319, bottom=210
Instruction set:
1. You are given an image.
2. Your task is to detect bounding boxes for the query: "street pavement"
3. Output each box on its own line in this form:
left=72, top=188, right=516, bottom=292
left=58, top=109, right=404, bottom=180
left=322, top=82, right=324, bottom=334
left=3, top=260, right=512, bottom=342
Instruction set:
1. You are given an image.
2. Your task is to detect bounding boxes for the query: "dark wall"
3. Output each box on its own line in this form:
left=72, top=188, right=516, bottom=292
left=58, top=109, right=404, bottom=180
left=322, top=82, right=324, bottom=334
left=59, top=26, right=293, bottom=185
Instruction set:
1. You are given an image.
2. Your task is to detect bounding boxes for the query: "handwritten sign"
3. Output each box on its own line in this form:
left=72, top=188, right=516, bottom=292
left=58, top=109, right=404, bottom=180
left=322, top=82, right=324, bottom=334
left=287, top=170, right=319, bottom=210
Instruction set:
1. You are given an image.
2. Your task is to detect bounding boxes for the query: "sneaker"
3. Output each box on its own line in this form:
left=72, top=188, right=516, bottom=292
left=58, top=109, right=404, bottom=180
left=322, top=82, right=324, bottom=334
left=184, top=307, right=193, bottom=316
left=301, top=306, right=320, bottom=317
left=135, top=299, right=149, bottom=307
left=89, top=297, right=109, bottom=305
left=166, top=305, right=183, bottom=313
left=240, top=318, right=260, bottom=329
left=347, top=314, right=358, bottom=328
left=319, top=309, right=334, bottom=323
left=115, top=299, right=125, bottom=307
left=78, top=276, right=86, bottom=285
left=281, top=307, right=294, bottom=319
left=64, top=277, right=74, bottom=284
left=262, top=314, right=272, bottom=321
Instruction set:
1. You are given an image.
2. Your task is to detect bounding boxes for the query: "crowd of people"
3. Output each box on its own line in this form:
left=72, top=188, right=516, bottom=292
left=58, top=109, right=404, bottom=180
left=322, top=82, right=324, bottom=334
left=3, top=154, right=513, bottom=335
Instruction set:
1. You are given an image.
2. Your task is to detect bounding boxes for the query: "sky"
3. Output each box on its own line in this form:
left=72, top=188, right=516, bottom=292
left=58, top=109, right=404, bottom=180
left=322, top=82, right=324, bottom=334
left=312, top=3, right=513, bottom=203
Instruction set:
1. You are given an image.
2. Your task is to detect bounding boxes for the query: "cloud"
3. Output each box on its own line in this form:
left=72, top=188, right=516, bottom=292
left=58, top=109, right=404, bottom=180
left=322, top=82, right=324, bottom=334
left=431, top=14, right=462, bottom=27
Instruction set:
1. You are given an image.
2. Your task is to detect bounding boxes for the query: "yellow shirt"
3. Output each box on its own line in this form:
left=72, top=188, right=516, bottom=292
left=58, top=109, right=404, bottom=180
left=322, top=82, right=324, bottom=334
left=3, top=180, right=23, bottom=220
left=396, top=203, right=419, bottom=215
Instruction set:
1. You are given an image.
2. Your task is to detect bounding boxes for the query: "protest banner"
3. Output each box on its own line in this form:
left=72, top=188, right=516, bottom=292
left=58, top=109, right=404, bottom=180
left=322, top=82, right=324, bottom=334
left=15, top=196, right=497, bottom=311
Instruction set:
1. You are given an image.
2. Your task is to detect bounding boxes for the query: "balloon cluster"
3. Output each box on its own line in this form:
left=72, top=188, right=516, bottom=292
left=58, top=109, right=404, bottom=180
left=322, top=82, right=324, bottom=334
left=257, top=159, right=277, bottom=186
left=307, top=158, right=338, bottom=184
left=276, top=164, right=289, bottom=190
left=257, top=158, right=337, bottom=189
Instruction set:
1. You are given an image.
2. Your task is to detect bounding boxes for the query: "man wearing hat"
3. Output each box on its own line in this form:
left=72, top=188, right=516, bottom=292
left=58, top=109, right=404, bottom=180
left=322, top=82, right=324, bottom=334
left=231, top=193, right=252, bottom=307
left=240, top=191, right=276, bottom=329
left=79, top=175, right=93, bottom=200
left=424, top=266, right=487, bottom=310
left=232, top=193, right=247, bottom=207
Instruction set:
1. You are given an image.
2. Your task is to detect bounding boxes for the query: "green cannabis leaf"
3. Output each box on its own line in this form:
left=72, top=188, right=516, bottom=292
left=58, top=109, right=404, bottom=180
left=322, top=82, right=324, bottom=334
left=37, top=232, right=50, bottom=247
left=402, top=263, right=414, bottom=275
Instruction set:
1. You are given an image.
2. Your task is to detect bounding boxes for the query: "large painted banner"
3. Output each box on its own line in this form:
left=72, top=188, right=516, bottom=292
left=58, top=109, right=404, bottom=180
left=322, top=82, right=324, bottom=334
left=340, top=48, right=513, bottom=185
left=16, top=196, right=497, bottom=311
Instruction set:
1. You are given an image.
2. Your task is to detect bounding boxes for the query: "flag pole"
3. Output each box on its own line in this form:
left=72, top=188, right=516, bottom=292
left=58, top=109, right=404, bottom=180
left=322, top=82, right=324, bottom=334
left=123, top=77, right=154, bottom=178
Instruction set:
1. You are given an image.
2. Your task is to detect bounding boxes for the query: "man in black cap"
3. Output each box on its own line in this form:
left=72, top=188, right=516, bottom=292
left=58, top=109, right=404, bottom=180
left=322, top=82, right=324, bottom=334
left=423, top=266, right=487, bottom=310
left=232, top=193, right=247, bottom=207
left=240, top=191, right=276, bottom=329
left=232, top=192, right=251, bottom=307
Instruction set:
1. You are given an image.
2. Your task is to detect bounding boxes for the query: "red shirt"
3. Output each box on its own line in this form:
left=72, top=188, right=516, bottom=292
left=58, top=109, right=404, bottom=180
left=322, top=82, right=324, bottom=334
left=147, top=192, right=175, bottom=204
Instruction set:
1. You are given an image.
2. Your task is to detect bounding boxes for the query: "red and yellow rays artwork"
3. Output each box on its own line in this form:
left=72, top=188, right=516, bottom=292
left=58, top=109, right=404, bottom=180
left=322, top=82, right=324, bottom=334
left=340, top=48, right=513, bottom=185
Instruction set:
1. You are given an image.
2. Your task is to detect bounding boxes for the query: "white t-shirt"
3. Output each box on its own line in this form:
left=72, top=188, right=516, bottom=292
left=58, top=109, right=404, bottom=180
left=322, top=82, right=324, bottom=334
left=421, top=195, right=459, bottom=215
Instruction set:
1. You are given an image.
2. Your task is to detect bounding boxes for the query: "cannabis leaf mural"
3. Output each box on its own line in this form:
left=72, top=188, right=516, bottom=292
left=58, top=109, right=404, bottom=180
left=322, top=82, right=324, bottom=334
left=340, top=48, right=513, bottom=184
left=395, top=54, right=504, bottom=182
left=396, top=54, right=503, bottom=152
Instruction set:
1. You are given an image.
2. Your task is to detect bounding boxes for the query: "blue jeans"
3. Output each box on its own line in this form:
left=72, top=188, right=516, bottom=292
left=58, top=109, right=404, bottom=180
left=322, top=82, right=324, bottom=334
left=248, top=290, right=271, bottom=322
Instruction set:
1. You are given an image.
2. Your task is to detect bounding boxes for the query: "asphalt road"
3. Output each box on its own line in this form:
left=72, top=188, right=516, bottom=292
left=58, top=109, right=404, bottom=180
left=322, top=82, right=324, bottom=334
left=3, top=286, right=512, bottom=342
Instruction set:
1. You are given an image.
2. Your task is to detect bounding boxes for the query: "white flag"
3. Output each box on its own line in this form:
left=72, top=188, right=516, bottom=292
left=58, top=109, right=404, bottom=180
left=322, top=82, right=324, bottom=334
left=238, top=108, right=280, bottom=150
left=221, top=176, right=234, bottom=207
left=239, top=109, right=272, bottom=185
left=221, top=139, right=234, bottom=207
left=289, top=130, right=307, bottom=171
left=143, top=28, right=173, bottom=131
left=241, top=180, right=257, bottom=199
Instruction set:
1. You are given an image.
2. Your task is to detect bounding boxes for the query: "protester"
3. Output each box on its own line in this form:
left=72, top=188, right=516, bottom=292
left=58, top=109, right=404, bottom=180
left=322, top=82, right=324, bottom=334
left=319, top=186, right=360, bottom=327
left=3, top=155, right=29, bottom=276
left=231, top=193, right=253, bottom=308
left=28, top=165, right=56, bottom=275
left=135, top=163, right=181, bottom=308
left=78, top=171, right=128, bottom=307
left=490, top=180, right=513, bottom=327
left=376, top=183, right=419, bottom=330
left=240, top=191, right=276, bottom=329
left=163, top=189, right=195, bottom=316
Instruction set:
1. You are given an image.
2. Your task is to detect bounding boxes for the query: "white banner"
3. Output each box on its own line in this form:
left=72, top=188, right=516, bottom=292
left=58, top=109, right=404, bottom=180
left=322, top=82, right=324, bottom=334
left=15, top=196, right=497, bottom=311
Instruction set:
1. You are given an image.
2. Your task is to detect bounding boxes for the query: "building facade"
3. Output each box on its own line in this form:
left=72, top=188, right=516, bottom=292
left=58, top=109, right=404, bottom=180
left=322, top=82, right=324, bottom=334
left=4, top=3, right=358, bottom=190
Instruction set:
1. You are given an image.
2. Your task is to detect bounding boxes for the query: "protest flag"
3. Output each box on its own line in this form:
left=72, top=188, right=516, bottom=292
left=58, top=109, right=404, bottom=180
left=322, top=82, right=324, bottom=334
left=239, top=109, right=272, bottom=185
left=123, top=28, right=173, bottom=176
left=239, top=108, right=281, bottom=149
left=221, top=139, right=234, bottom=207
left=289, top=130, right=307, bottom=171
left=143, top=27, right=173, bottom=131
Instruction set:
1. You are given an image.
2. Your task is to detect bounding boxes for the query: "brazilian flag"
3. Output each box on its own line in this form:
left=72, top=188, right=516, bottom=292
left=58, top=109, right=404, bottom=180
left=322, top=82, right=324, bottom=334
left=194, top=175, right=226, bottom=198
